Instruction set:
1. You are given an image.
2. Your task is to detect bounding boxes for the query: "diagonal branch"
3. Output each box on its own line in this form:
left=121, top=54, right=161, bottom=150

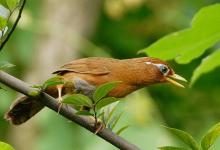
left=0, top=0, right=26, bottom=51
left=0, top=70, right=141, bottom=150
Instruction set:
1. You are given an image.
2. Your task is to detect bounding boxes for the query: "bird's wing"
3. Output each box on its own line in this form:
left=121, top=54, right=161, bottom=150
left=53, top=58, right=111, bottom=75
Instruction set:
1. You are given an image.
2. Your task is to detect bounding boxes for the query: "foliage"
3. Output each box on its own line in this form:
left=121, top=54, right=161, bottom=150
left=201, top=122, right=220, bottom=150
left=162, top=126, right=199, bottom=150
left=6, top=0, right=20, bottom=11
left=0, top=0, right=20, bottom=35
left=0, top=141, right=14, bottom=150
left=62, top=81, right=129, bottom=134
left=93, top=81, right=121, bottom=102
left=0, top=61, right=14, bottom=70
left=140, top=4, right=220, bottom=85
left=191, top=49, right=220, bottom=86
left=42, top=76, right=64, bottom=90
left=161, top=122, right=220, bottom=150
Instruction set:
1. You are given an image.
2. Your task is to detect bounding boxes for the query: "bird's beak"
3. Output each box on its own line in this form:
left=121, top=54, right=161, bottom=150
left=166, top=74, right=187, bottom=88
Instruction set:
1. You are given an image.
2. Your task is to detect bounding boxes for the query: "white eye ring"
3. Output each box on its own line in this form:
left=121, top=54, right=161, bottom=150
left=145, top=62, right=170, bottom=76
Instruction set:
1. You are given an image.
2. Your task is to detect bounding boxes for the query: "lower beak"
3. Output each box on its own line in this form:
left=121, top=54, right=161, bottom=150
left=166, top=74, right=187, bottom=88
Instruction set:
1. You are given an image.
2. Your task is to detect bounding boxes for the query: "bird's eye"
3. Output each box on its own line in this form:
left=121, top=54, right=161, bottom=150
left=145, top=62, right=170, bottom=76
left=157, top=64, right=169, bottom=75
left=161, top=66, right=168, bottom=73
left=157, top=64, right=170, bottom=76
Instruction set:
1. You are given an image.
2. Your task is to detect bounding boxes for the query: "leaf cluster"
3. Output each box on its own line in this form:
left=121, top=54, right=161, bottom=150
left=62, top=81, right=129, bottom=135
left=0, top=0, right=20, bottom=33
left=160, top=122, right=220, bottom=150
left=140, top=4, right=220, bottom=86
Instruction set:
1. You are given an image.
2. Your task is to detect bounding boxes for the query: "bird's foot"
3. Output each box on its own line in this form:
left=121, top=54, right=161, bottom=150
left=94, top=121, right=105, bottom=134
left=57, top=97, right=63, bottom=113
left=56, top=85, right=63, bottom=113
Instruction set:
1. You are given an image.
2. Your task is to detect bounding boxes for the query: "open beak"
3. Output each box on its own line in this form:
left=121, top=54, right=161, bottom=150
left=166, top=74, right=187, bottom=88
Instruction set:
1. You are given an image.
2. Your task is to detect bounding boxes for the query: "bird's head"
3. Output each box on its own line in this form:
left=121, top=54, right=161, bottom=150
left=141, top=57, right=187, bottom=88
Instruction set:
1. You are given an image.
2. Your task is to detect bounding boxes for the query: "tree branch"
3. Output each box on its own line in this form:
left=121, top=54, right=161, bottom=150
left=0, top=70, right=141, bottom=150
left=0, top=0, right=26, bottom=51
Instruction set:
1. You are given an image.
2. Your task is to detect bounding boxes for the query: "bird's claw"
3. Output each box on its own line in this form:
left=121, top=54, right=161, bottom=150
left=57, top=97, right=63, bottom=113
left=94, top=121, right=105, bottom=134
left=56, top=85, right=63, bottom=113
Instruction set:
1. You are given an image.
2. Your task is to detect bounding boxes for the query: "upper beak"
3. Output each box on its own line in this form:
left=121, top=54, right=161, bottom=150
left=166, top=74, right=187, bottom=88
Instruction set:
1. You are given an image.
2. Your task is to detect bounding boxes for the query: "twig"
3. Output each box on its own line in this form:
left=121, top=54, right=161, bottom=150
left=0, top=70, right=141, bottom=150
left=0, top=0, right=26, bottom=51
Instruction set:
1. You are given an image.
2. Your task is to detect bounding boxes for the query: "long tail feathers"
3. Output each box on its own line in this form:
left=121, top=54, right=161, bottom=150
left=4, top=96, right=44, bottom=125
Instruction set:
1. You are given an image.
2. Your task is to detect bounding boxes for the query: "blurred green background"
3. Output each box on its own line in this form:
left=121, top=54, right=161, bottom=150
left=1, top=0, right=220, bottom=149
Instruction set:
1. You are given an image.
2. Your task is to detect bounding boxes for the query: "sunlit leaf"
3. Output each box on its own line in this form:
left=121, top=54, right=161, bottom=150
left=0, top=1, right=8, bottom=8
left=0, top=15, right=7, bottom=30
left=62, top=94, right=92, bottom=107
left=6, top=0, right=20, bottom=10
left=191, top=49, right=220, bottom=86
left=32, top=84, right=43, bottom=89
left=159, top=146, right=188, bottom=150
left=201, top=122, right=220, bottom=150
left=96, top=97, right=119, bottom=110
left=0, top=142, right=15, bottom=150
left=28, top=90, right=40, bottom=96
left=109, top=112, right=123, bottom=130
left=0, top=61, right=15, bottom=70
left=97, top=111, right=104, bottom=118
left=42, top=76, right=64, bottom=89
left=163, top=126, right=199, bottom=150
left=105, top=105, right=118, bottom=127
left=93, top=81, right=121, bottom=102
left=140, top=4, right=220, bottom=64
left=116, top=125, right=129, bottom=135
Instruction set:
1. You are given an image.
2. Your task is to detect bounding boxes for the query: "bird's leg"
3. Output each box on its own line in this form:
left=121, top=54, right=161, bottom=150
left=56, top=84, right=63, bottom=113
left=94, top=119, right=106, bottom=134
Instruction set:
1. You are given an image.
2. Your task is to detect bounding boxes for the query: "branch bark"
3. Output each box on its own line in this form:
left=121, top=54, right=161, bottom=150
left=0, top=70, right=141, bottom=150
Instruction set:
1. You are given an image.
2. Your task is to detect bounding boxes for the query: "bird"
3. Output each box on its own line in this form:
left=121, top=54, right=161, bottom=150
left=5, top=57, right=187, bottom=125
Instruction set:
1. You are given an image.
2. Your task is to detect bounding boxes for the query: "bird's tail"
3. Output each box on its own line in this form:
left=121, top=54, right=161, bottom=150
left=5, top=86, right=59, bottom=125
left=4, top=96, right=45, bottom=125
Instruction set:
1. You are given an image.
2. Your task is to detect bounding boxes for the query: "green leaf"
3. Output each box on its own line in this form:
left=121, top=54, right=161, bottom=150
left=96, top=97, right=119, bottom=110
left=42, top=76, right=64, bottom=89
left=0, top=61, right=15, bottom=70
left=109, top=112, right=123, bottom=130
left=158, top=146, right=188, bottom=150
left=97, top=111, right=105, bottom=118
left=93, top=81, right=121, bottom=102
left=106, top=105, right=118, bottom=126
left=0, top=1, right=8, bottom=8
left=28, top=90, right=40, bottom=96
left=62, top=94, right=92, bottom=107
left=75, top=111, right=93, bottom=116
left=201, top=122, right=220, bottom=150
left=191, top=49, right=220, bottom=86
left=163, top=126, right=199, bottom=150
left=0, top=16, right=7, bottom=30
left=116, top=125, right=129, bottom=135
left=6, top=0, right=19, bottom=10
left=32, top=84, right=43, bottom=89
left=0, top=142, right=15, bottom=150
left=140, top=4, right=220, bottom=64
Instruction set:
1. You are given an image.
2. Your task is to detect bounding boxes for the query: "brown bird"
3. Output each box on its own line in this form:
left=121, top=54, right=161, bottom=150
left=5, top=57, right=187, bottom=125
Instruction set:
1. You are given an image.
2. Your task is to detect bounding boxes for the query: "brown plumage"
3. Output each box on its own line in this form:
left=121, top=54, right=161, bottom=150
left=5, top=57, right=187, bottom=125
